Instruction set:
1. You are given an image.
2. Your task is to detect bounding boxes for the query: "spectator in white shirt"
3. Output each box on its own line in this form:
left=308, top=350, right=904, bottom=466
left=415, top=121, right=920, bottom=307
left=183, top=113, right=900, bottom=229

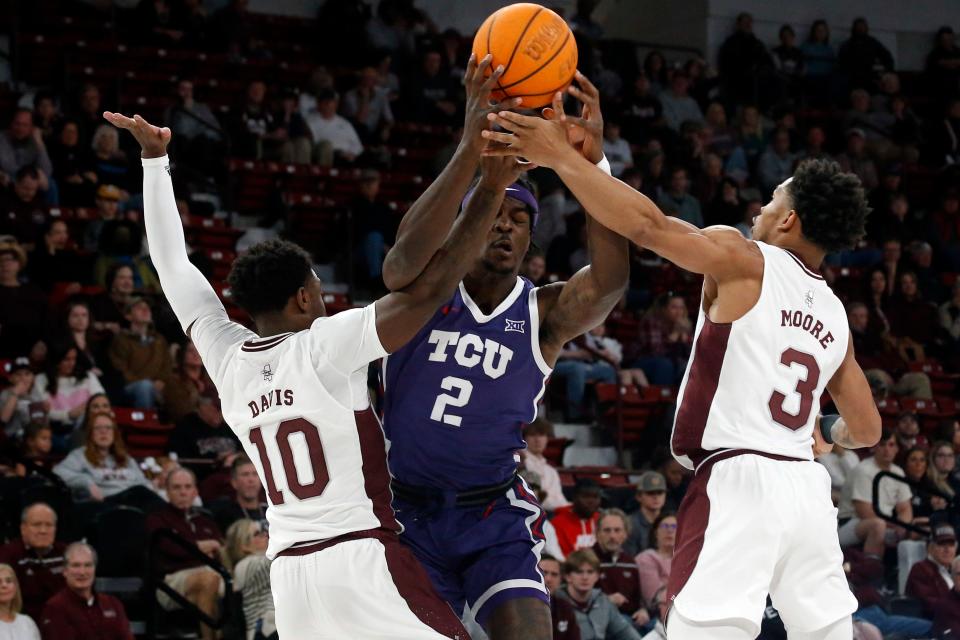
left=522, top=418, right=571, bottom=511
left=838, top=429, right=914, bottom=555
left=303, top=89, right=364, bottom=165
left=818, top=442, right=861, bottom=504
left=602, top=122, right=634, bottom=177
left=0, top=562, right=40, bottom=640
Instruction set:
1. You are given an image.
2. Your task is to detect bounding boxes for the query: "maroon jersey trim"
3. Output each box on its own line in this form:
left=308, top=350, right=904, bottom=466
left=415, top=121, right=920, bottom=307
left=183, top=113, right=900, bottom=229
left=355, top=408, right=402, bottom=532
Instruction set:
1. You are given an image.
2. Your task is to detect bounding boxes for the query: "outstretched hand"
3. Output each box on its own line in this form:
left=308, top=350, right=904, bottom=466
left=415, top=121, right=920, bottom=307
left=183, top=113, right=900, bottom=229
left=481, top=106, right=578, bottom=170
left=542, top=71, right=604, bottom=164
left=102, top=112, right=171, bottom=159
left=462, top=54, right=522, bottom=152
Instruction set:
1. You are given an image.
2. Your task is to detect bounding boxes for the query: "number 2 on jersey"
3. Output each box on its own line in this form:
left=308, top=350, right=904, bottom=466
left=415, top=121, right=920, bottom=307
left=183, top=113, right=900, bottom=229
left=768, top=348, right=821, bottom=430
left=430, top=376, right=473, bottom=427
left=249, top=418, right=329, bottom=505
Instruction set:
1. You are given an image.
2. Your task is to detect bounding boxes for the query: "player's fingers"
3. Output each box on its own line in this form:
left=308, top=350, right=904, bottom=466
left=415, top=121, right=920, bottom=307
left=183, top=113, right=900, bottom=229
left=481, top=129, right=517, bottom=145
left=493, top=110, right=535, bottom=128
left=103, top=111, right=136, bottom=129
left=492, top=96, right=523, bottom=112
left=551, top=91, right=566, bottom=120
left=479, top=63, right=505, bottom=92
left=463, top=52, right=478, bottom=85
left=562, top=115, right=589, bottom=130
left=541, top=107, right=556, bottom=121
left=573, top=70, right=600, bottom=101
left=517, top=160, right=538, bottom=172
left=481, top=145, right=520, bottom=157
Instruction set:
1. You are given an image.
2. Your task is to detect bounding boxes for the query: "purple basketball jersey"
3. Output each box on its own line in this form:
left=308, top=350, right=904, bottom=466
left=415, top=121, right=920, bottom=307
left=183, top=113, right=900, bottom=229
left=383, top=277, right=551, bottom=490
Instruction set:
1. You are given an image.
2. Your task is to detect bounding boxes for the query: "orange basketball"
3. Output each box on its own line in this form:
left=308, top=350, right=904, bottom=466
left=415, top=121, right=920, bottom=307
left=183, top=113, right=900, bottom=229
left=472, top=3, right=578, bottom=108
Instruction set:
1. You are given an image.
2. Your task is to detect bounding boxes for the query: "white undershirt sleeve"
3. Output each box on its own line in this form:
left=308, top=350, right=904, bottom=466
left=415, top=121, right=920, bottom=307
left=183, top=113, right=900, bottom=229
left=141, top=155, right=226, bottom=333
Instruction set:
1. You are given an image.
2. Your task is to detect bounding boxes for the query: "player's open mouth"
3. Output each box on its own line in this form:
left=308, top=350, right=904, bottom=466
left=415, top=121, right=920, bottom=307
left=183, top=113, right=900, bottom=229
left=492, top=239, right=513, bottom=253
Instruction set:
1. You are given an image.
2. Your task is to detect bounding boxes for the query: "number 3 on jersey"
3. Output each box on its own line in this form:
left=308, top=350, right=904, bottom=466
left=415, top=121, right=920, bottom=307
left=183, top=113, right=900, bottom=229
left=768, top=348, right=821, bottom=430
left=430, top=376, right=473, bottom=427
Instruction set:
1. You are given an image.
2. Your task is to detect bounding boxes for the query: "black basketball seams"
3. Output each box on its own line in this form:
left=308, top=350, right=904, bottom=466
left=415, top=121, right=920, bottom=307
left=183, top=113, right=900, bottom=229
left=500, top=6, right=544, bottom=80
left=499, top=28, right=573, bottom=91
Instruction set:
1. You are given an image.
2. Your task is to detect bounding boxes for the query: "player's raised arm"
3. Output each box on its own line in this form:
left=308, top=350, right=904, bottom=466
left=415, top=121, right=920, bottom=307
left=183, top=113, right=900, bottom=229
left=380, top=54, right=520, bottom=291
left=103, top=112, right=227, bottom=335
left=534, top=74, right=630, bottom=363
left=374, top=152, right=531, bottom=353
left=482, top=106, right=762, bottom=283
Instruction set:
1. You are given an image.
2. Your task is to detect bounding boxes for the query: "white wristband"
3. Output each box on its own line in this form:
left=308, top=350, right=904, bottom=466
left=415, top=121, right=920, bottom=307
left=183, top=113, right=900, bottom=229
left=596, top=155, right=612, bottom=176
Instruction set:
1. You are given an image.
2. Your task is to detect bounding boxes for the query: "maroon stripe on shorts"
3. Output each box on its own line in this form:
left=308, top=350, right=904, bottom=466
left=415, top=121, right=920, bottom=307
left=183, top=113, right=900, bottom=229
left=355, top=409, right=401, bottom=532
left=665, top=458, right=714, bottom=610
left=672, top=317, right=732, bottom=466
left=275, top=528, right=393, bottom=557
left=382, top=538, right=469, bottom=639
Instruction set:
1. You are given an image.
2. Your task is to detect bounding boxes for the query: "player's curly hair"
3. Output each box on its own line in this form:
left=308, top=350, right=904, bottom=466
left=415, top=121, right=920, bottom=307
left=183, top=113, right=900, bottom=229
left=787, top=159, right=870, bottom=253
left=227, top=239, right=314, bottom=317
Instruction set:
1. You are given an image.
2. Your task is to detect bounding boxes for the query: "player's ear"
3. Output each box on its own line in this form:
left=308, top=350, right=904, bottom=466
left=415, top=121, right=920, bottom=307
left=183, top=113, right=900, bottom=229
left=779, top=209, right=799, bottom=233
left=295, top=286, right=310, bottom=313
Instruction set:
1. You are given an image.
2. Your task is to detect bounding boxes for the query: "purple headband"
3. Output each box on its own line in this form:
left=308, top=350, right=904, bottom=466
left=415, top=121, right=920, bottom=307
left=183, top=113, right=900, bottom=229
left=461, top=182, right=540, bottom=228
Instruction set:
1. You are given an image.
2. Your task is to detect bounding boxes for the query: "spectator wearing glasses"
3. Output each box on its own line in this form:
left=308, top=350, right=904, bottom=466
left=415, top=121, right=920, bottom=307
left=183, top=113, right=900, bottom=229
left=221, top=519, right=274, bottom=640
left=906, top=524, right=957, bottom=617
left=555, top=549, right=642, bottom=640
left=635, top=513, right=676, bottom=619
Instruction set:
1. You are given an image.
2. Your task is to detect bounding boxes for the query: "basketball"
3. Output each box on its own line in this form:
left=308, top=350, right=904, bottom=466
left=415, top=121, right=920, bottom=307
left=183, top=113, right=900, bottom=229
left=472, top=3, right=578, bottom=108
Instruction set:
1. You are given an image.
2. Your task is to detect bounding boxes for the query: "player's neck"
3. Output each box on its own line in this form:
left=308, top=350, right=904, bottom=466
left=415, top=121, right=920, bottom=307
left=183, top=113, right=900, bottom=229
left=462, top=271, right=518, bottom=314
left=255, top=313, right=311, bottom=339
left=770, top=238, right=825, bottom=273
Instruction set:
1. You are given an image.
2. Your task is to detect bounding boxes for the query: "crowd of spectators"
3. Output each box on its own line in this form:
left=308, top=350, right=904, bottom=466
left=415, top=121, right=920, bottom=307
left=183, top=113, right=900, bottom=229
left=0, top=1, right=958, bottom=638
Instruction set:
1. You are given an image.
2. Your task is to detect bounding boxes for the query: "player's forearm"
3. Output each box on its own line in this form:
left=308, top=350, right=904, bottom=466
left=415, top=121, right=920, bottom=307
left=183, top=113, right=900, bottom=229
left=405, top=182, right=503, bottom=303
left=142, top=156, right=225, bottom=332
left=382, top=140, right=482, bottom=291
left=828, top=418, right=879, bottom=450
left=554, top=149, right=667, bottom=246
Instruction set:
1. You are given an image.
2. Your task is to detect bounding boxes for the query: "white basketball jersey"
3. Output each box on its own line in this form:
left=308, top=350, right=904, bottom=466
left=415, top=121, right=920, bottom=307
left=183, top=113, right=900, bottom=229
left=671, top=242, right=849, bottom=470
left=189, top=305, right=396, bottom=559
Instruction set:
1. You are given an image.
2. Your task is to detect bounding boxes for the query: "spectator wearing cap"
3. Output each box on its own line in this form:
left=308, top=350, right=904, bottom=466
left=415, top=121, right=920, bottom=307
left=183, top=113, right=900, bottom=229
left=635, top=513, right=676, bottom=618
left=108, top=298, right=173, bottom=409
left=932, top=557, right=960, bottom=637
left=837, top=429, right=913, bottom=556
left=552, top=480, right=602, bottom=556
left=0, top=166, right=46, bottom=240
left=522, top=418, right=571, bottom=511
left=555, top=549, right=642, bottom=640
left=906, top=524, right=958, bottom=616
left=39, top=542, right=132, bottom=640
left=351, top=169, right=397, bottom=288
left=0, top=108, right=52, bottom=191
left=836, top=127, right=878, bottom=191
left=303, top=89, right=364, bottom=166
left=894, top=413, right=928, bottom=466
left=538, top=554, right=581, bottom=640
left=593, top=509, right=649, bottom=630
left=0, top=359, right=44, bottom=440
left=625, top=472, right=666, bottom=556
left=0, top=239, right=47, bottom=359
left=0, top=503, right=65, bottom=620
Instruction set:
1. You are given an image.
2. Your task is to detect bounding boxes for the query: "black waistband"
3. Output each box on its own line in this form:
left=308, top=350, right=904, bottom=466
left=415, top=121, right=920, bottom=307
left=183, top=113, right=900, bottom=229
left=391, top=474, right=519, bottom=508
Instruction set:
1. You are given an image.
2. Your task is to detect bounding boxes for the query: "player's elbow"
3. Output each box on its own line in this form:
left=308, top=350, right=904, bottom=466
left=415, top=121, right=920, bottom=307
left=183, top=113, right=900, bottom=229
left=381, top=254, right=409, bottom=292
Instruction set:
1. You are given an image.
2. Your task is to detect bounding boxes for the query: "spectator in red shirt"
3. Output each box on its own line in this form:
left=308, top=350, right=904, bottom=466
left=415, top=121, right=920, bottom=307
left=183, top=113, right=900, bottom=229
left=539, top=554, right=581, bottom=640
left=593, top=509, right=649, bottom=629
left=39, top=542, right=132, bottom=640
left=552, top=480, right=602, bottom=556
left=0, top=503, right=65, bottom=620
left=932, top=557, right=960, bottom=638
left=146, top=468, right=224, bottom=640
left=906, top=524, right=957, bottom=617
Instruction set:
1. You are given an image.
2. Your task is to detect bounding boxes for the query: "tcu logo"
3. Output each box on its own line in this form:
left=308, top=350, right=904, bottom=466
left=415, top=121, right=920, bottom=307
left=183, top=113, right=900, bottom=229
left=426, top=330, right=514, bottom=379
